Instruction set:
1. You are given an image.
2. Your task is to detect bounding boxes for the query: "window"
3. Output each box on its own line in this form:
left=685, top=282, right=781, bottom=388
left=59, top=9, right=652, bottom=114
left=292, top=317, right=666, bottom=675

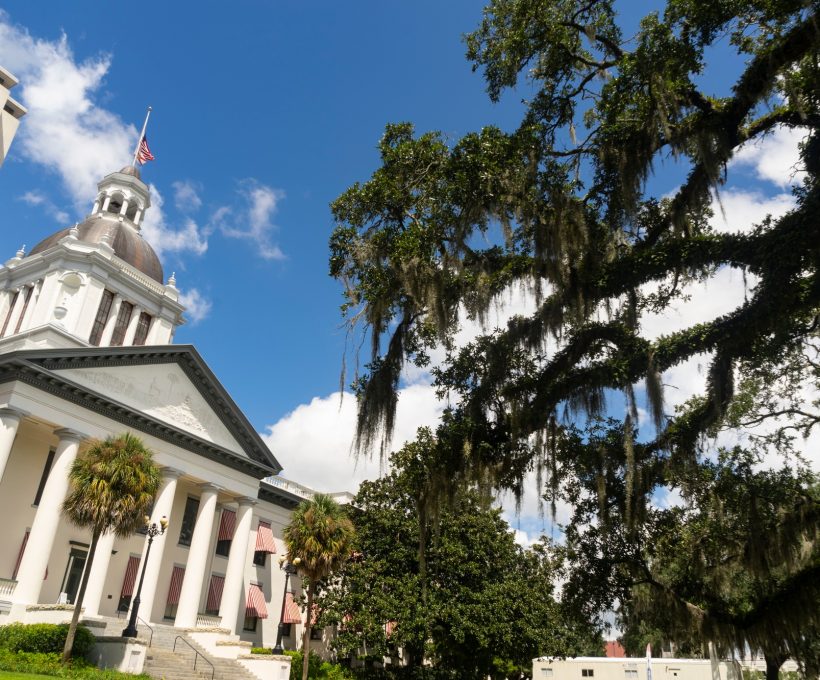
left=1, top=291, right=18, bottom=336
left=132, top=312, right=152, bottom=345
left=13, top=286, right=33, bottom=334
left=164, top=565, right=185, bottom=620
left=582, top=670, right=594, bottom=677
left=216, top=540, right=231, bottom=557
left=625, top=671, right=638, bottom=679
left=243, top=614, right=258, bottom=632
left=253, top=550, right=266, bottom=567
left=178, top=497, right=200, bottom=546
left=205, top=574, right=225, bottom=616
left=541, top=670, right=554, bottom=678
left=89, top=290, right=114, bottom=345
left=33, top=449, right=55, bottom=506
left=311, top=627, right=323, bottom=641
left=215, top=509, right=235, bottom=557
left=110, top=301, right=134, bottom=346
left=280, top=623, right=292, bottom=637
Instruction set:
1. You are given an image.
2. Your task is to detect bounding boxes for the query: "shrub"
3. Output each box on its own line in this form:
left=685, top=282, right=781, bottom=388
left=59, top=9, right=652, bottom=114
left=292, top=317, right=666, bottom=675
left=251, top=647, right=273, bottom=654
left=286, top=649, right=323, bottom=679
left=0, top=623, right=95, bottom=657
left=0, top=647, right=151, bottom=678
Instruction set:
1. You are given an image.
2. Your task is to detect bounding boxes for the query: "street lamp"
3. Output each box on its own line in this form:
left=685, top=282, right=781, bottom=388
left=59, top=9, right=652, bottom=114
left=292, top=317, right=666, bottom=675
left=272, top=554, right=301, bottom=655
left=122, top=514, right=168, bottom=638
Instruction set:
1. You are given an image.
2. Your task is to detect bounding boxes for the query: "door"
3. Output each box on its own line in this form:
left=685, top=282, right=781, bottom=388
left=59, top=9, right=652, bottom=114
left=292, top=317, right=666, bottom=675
left=60, top=548, right=88, bottom=604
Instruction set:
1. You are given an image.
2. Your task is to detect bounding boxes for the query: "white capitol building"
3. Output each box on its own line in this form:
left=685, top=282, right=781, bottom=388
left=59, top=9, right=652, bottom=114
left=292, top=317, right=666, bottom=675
left=0, top=73, right=348, bottom=677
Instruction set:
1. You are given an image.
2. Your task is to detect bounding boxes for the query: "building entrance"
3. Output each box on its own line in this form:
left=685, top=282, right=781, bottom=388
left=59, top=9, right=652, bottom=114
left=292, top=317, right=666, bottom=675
left=60, top=548, right=88, bottom=604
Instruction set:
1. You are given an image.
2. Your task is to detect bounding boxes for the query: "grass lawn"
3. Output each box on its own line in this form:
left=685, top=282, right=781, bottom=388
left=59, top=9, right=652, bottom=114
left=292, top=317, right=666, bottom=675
left=0, top=673, right=58, bottom=679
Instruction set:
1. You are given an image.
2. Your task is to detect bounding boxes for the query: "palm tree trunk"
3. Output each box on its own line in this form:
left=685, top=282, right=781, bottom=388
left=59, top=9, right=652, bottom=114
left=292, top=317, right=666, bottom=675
left=301, top=582, right=314, bottom=680
left=62, top=528, right=100, bottom=663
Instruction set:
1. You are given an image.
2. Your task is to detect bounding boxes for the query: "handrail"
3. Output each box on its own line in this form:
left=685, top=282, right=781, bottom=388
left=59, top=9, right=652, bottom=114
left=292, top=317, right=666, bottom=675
left=173, top=635, right=215, bottom=680
left=137, top=616, right=153, bottom=648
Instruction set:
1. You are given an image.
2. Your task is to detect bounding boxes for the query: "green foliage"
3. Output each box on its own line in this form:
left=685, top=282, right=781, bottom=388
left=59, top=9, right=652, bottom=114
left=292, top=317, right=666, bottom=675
left=0, top=625, right=94, bottom=658
left=317, top=433, right=601, bottom=678
left=0, top=648, right=149, bottom=679
left=285, top=650, right=324, bottom=679
left=285, top=496, right=356, bottom=680
left=250, top=647, right=272, bottom=654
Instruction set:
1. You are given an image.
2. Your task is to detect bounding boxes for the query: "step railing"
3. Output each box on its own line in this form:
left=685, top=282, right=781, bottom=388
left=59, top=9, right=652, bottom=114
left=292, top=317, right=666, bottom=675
left=137, top=616, right=154, bottom=647
left=173, top=635, right=215, bottom=680
left=0, top=578, right=17, bottom=598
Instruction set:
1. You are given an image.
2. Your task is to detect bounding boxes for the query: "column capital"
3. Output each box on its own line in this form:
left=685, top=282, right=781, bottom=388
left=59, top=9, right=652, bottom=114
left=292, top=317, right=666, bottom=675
left=54, top=428, right=85, bottom=443
left=0, top=406, right=28, bottom=423
left=200, top=482, right=222, bottom=494
left=161, top=466, right=183, bottom=480
left=236, top=496, right=258, bottom=508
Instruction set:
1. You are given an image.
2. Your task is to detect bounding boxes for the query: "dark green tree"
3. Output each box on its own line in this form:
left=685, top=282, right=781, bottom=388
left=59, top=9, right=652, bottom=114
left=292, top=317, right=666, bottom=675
left=318, top=431, right=601, bottom=679
left=60, top=433, right=161, bottom=662
left=330, top=0, right=820, bottom=500
left=549, top=426, right=819, bottom=680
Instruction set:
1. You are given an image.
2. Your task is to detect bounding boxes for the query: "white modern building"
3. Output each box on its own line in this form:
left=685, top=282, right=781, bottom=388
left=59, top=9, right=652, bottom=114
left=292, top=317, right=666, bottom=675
left=0, top=162, right=348, bottom=658
left=0, top=66, right=27, bottom=167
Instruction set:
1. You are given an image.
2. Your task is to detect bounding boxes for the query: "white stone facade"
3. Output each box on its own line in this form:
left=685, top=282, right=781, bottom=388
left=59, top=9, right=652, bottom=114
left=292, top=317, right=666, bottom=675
left=0, top=163, right=343, bottom=652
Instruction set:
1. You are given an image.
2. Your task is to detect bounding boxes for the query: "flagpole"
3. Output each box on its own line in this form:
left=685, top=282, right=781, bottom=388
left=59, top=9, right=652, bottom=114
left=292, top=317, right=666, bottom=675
left=131, top=106, right=153, bottom=168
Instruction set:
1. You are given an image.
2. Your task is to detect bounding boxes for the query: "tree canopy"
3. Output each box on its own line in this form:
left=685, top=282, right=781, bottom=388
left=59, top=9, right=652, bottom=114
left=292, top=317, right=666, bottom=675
left=317, top=432, right=601, bottom=679
left=329, top=0, right=820, bottom=668
left=330, top=0, right=820, bottom=488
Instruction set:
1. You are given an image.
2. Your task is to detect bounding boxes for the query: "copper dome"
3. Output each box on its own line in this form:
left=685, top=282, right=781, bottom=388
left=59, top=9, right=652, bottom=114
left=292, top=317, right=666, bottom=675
left=29, top=216, right=164, bottom=283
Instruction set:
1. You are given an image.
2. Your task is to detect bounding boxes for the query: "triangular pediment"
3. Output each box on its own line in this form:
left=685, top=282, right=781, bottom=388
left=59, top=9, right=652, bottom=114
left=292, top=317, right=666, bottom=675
left=0, top=345, right=281, bottom=475
left=54, top=362, right=244, bottom=453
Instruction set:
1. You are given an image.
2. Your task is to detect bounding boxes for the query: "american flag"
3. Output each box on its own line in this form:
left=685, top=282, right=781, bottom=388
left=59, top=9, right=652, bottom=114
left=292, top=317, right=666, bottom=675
left=136, top=136, right=155, bottom=165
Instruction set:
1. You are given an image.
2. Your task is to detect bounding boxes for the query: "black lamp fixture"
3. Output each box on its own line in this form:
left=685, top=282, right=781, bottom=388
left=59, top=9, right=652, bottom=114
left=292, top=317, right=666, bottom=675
left=122, top=514, right=168, bottom=638
left=272, top=554, right=301, bottom=655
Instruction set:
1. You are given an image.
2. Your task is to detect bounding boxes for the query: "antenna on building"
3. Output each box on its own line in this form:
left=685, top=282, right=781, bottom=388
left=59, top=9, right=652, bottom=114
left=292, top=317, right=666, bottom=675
left=131, top=106, right=153, bottom=168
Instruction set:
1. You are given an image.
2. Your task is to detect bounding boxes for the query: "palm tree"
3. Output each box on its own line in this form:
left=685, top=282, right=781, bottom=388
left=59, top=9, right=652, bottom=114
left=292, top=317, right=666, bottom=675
left=60, top=432, right=161, bottom=662
left=284, top=493, right=355, bottom=680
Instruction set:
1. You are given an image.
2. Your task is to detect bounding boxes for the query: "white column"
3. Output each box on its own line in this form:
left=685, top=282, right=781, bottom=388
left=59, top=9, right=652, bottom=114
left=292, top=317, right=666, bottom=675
left=0, top=407, right=26, bottom=485
left=99, top=294, right=122, bottom=346
left=2, top=288, right=25, bottom=338
left=92, top=195, right=101, bottom=214
left=81, top=531, right=116, bottom=618
left=133, top=208, right=142, bottom=225
left=101, top=194, right=112, bottom=212
left=14, top=428, right=84, bottom=605
left=174, top=483, right=220, bottom=628
left=123, top=305, right=142, bottom=345
left=136, top=468, right=181, bottom=623
left=218, top=498, right=256, bottom=633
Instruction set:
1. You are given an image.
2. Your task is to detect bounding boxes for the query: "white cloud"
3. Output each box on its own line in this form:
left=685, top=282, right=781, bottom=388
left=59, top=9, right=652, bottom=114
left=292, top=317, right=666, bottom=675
left=709, top=188, right=795, bottom=233
left=140, top=185, right=209, bottom=257
left=263, top=384, right=445, bottom=494
left=216, top=181, right=286, bottom=260
left=0, top=14, right=211, bottom=261
left=731, top=125, right=807, bottom=188
left=172, top=180, right=203, bottom=213
left=19, top=189, right=69, bottom=223
left=178, top=287, right=212, bottom=324
left=0, top=15, right=133, bottom=208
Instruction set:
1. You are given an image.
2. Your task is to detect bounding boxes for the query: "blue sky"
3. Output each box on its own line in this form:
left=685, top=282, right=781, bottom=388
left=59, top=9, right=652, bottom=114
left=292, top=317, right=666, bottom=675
left=0, top=2, right=810, bottom=543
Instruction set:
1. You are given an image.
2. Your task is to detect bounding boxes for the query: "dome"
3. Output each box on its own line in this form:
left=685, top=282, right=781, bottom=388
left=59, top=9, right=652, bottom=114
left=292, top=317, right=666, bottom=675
left=29, top=216, right=164, bottom=283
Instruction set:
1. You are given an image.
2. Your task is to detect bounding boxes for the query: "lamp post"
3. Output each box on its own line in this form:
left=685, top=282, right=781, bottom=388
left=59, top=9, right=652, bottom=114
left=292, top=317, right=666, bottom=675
left=122, top=515, right=168, bottom=638
left=272, top=555, right=301, bottom=655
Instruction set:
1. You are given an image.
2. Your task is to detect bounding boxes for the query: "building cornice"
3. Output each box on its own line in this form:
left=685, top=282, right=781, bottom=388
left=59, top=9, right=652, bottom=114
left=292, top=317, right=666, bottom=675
left=0, top=345, right=281, bottom=477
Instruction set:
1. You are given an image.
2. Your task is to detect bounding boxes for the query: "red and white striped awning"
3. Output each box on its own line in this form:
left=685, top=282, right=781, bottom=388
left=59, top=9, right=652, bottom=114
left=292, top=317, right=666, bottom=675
left=120, top=555, right=141, bottom=598
left=12, top=530, right=29, bottom=580
left=166, top=566, right=185, bottom=606
left=255, top=521, right=277, bottom=554
left=217, top=510, right=236, bottom=541
left=206, top=574, right=225, bottom=613
left=283, top=592, right=302, bottom=624
left=245, top=582, right=268, bottom=619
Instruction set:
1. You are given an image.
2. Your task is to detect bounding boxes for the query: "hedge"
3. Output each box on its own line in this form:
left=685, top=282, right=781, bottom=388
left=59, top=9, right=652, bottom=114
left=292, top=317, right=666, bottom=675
left=0, top=624, right=94, bottom=658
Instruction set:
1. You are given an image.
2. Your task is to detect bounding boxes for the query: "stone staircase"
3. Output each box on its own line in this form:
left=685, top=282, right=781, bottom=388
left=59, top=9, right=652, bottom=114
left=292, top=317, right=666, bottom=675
left=91, top=616, right=259, bottom=680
